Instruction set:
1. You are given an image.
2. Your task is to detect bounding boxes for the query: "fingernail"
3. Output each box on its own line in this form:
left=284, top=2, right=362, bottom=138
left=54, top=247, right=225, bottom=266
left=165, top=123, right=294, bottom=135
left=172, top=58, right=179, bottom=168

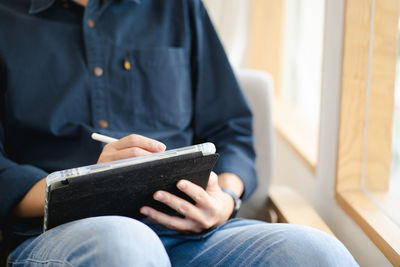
left=178, top=180, right=186, bottom=189
left=141, top=208, right=148, bottom=216
left=154, top=191, right=164, bottom=200
left=209, top=174, right=217, bottom=185
left=158, top=143, right=166, bottom=151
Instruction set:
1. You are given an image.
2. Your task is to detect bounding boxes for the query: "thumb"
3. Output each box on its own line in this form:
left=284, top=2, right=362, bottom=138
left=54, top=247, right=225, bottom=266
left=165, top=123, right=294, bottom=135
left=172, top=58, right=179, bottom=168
left=206, top=172, right=220, bottom=193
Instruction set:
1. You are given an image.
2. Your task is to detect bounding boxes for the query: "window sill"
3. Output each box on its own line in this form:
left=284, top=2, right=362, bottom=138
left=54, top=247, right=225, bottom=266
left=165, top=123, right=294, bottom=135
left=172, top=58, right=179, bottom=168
left=273, top=97, right=319, bottom=173
left=269, top=185, right=335, bottom=236
left=335, top=189, right=400, bottom=265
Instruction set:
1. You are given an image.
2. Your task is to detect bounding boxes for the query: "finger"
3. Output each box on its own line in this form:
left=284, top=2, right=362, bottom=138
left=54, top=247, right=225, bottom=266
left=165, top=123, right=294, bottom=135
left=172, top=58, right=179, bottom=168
left=176, top=179, right=213, bottom=207
left=108, top=147, right=152, bottom=161
left=140, top=206, right=202, bottom=233
left=153, top=191, right=204, bottom=221
left=108, top=134, right=166, bottom=152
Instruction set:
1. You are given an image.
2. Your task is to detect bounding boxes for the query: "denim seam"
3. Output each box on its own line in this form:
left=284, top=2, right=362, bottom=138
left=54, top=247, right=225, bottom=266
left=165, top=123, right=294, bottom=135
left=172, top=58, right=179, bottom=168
left=8, top=258, right=74, bottom=266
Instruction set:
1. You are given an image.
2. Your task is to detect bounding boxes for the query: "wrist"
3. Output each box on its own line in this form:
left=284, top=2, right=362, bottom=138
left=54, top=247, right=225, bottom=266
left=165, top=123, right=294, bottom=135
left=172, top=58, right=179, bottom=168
left=217, top=172, right=244, bottom=198
left=221, top=187, right=242, bottom=219
left=14, top=178, right=46, bottom=218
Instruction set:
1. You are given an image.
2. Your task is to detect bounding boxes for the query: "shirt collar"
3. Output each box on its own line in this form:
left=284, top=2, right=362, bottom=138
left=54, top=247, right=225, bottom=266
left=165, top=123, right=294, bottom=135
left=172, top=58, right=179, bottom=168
left=29, top=0, right=141, bottom=14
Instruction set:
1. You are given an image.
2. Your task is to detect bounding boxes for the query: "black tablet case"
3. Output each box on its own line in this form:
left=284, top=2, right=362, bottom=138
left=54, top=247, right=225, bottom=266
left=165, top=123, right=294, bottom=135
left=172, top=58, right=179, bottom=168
left=45, top=152, right=219, bottom=230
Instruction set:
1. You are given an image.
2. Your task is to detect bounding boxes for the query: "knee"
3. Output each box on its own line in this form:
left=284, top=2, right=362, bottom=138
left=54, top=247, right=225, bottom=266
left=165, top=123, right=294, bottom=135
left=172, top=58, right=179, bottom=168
left=268, top=224, right=358, bottom=266
left=64, top=216, right=170, bottom=266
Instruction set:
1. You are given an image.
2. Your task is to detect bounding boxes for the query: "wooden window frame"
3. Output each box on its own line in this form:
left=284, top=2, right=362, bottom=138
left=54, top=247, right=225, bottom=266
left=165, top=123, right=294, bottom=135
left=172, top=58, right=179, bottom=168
left=335, top=0, right=400, bottom=264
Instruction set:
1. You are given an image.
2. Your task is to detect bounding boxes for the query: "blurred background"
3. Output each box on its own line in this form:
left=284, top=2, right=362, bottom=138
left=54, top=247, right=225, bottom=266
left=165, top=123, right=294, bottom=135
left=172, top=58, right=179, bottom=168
left=203, top=0, right=400, bottom=266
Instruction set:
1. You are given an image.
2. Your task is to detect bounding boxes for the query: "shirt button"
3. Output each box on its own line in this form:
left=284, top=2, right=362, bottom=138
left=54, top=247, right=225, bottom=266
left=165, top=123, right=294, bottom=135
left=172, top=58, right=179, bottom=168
left=88, top=19, right=95, bottom=28
left=124, top=59, right=131, bottom=71
left=99, top=120, right=109, bottom=128
left=94, top=67, right=103, bottom=77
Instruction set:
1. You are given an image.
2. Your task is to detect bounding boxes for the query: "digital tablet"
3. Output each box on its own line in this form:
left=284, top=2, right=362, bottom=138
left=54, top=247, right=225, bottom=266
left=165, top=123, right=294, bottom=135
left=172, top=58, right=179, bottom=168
left=44, top=143, right=219, bottom=231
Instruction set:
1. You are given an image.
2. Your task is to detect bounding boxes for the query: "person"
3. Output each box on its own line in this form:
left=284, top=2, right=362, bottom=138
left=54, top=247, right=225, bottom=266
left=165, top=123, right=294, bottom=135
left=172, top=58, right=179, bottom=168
left=0, top=0, right=358, bottom=266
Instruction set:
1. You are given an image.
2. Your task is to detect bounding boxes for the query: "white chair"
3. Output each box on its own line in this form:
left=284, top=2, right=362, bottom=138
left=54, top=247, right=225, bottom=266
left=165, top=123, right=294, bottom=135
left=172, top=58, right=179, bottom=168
left=235, top=69, right=274, bottom=220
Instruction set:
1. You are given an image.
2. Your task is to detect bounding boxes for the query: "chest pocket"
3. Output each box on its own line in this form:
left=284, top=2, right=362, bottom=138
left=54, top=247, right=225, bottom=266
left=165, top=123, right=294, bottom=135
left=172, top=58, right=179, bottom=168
left=127, top=47, right=192, bottom=130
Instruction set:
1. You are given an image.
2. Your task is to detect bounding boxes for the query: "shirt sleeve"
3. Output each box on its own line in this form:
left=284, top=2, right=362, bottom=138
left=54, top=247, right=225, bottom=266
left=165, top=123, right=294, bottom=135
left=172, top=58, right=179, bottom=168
left=0, top=74, right=48, bottom=231
left=190, top=0, right=257, bottom=201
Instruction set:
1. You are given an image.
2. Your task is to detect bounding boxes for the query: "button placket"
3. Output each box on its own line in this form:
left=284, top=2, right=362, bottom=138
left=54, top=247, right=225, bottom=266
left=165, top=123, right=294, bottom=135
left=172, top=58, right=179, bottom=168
left=82, top=0, right=109, bottom=130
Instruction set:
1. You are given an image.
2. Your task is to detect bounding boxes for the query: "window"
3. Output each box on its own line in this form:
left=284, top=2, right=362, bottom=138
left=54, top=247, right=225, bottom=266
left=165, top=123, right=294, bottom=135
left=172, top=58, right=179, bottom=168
left=358, top=16, right=400, bottom=228
left=335, top=0, right=400, bottom=264
left=363, top=19, right=400, bottom=227
left=281, top=0, right=325, bottom=127
left=390, top=38, right=400, bottom=200
left=250, top=0, right=326, bottom=171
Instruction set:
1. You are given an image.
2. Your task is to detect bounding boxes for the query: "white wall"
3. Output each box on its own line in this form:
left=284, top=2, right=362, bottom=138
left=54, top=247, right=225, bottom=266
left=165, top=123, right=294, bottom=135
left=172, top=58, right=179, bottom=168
left=272, top=0, right=391, bottom=266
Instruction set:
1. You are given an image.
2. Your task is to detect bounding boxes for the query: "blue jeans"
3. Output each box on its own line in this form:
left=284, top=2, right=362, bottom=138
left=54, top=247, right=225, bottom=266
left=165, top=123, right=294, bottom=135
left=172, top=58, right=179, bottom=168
left=7, top=216, right=358, bottom=266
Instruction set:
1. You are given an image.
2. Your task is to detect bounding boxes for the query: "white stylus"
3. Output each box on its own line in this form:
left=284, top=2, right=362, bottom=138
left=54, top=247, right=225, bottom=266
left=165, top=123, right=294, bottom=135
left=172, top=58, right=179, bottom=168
left=91, top=133, right=118, bottom=144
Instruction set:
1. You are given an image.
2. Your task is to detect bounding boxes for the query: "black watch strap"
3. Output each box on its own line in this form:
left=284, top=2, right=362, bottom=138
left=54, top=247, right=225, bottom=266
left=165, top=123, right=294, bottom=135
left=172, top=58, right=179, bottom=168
left=221, top=187, right=242, bottom=219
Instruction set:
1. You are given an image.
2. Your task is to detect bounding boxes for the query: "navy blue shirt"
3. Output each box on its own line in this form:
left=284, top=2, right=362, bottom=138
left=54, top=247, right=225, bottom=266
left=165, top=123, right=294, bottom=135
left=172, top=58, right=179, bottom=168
left=0, top=0, right=256, bottom=231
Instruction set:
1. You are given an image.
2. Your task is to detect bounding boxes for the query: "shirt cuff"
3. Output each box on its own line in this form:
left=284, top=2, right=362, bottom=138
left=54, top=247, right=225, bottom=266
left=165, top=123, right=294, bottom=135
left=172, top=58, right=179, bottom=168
left=0, top=164, right=48, bottom=229
left=213, top=152, right=257, bottom=201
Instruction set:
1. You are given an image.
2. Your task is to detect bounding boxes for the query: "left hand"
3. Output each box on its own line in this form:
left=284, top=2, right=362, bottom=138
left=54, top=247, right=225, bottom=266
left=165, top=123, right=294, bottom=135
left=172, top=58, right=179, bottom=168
left=140, top=172, right=235, bottom=233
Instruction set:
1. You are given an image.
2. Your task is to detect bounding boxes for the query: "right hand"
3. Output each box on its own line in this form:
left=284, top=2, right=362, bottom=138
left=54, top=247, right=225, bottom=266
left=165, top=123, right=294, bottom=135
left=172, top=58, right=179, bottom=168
left=97, top=134, right=166, bottom=164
